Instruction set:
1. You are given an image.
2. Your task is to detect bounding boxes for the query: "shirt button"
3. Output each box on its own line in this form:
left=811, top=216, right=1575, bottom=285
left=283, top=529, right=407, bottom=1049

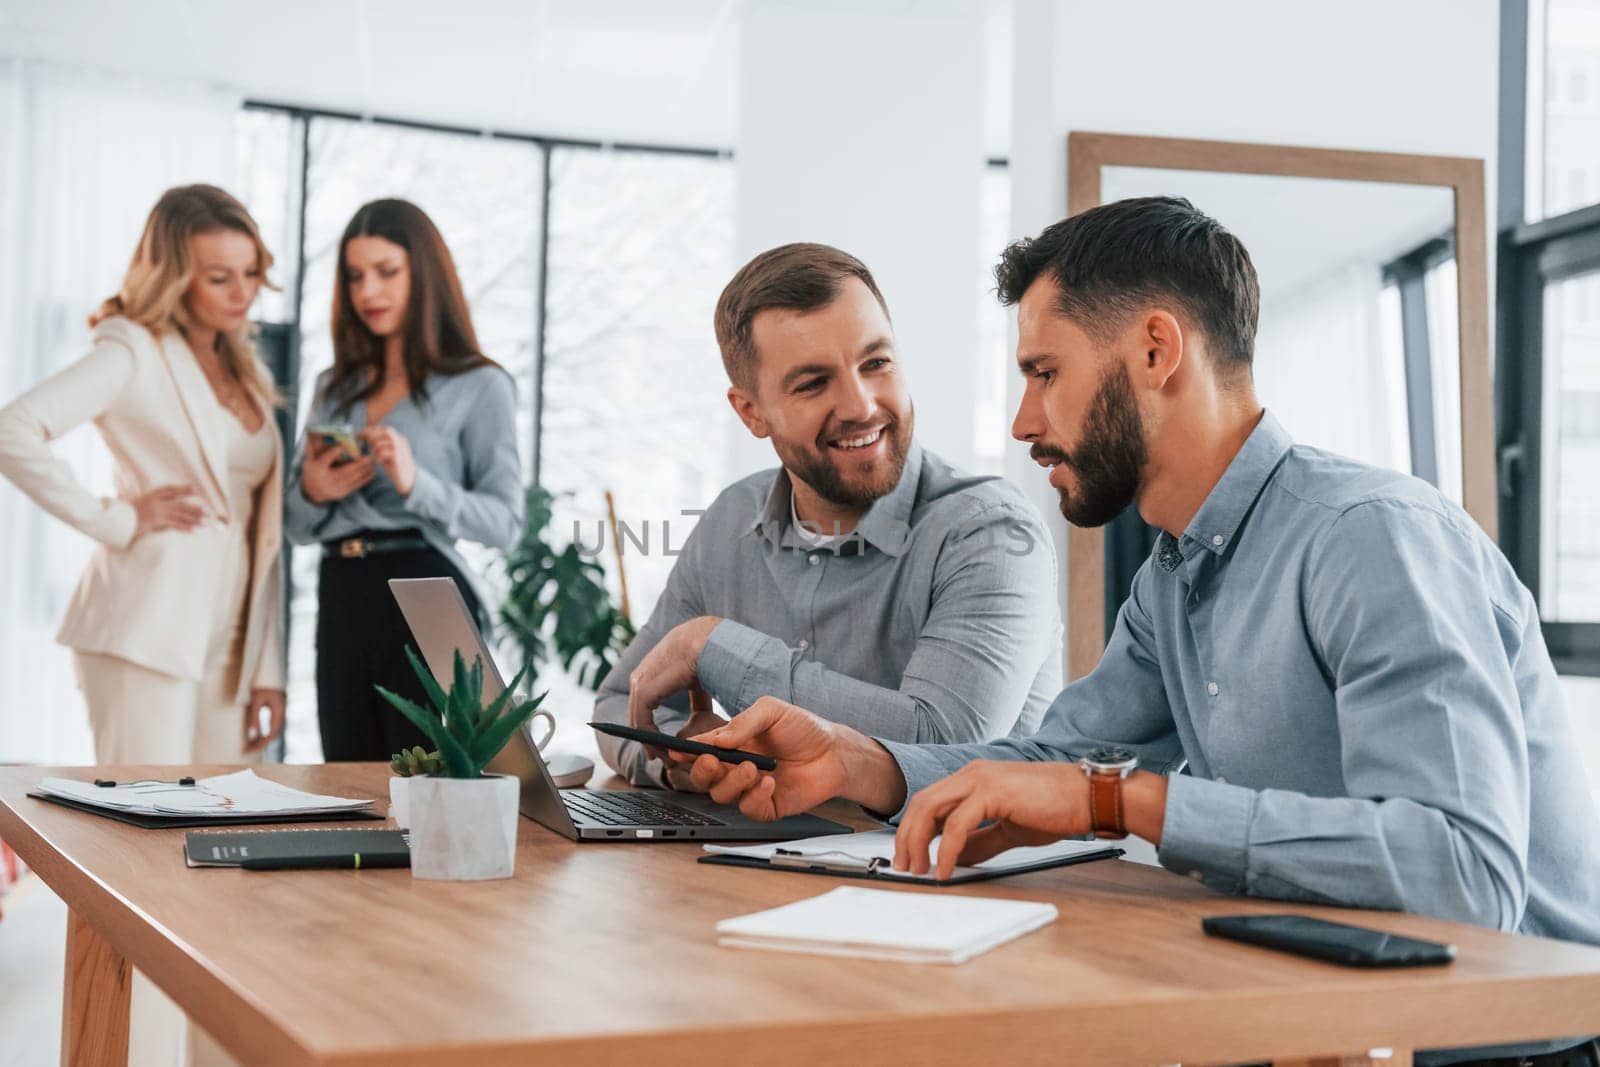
left=797, top=639, right=809, bottom=650
left=1211, top=534, right=1224, bottom=547
left=808, top=555, right=820, bottom=566
left=1206, top=681, right=1219, bottom=697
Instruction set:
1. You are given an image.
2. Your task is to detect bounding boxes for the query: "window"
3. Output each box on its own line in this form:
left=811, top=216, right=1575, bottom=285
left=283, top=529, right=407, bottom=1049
left=1376, top=282, right=1415, bottom=475
left=1424, top=257, right=1463, bottom=504
left=234, top=108, right=303, bottom=327
left=234, top=105, right=734, bottom=760
left=1500, top=0, right=1600, bottom=678
left=536, top=146, right=735, bottom=737
left=1527, top=0, right=1600, bottom=222
left=1381, top=238, right=1460, bottom=501
left=232, top=103, right=999, bottom=759
left=1538, top=268, right=1600, bottom=623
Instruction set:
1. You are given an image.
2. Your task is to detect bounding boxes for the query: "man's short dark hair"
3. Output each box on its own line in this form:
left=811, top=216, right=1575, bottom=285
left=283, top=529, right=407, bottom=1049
left=715, top=242, right=890, bottom=392
left=995, top=196, right=1260, bottom=373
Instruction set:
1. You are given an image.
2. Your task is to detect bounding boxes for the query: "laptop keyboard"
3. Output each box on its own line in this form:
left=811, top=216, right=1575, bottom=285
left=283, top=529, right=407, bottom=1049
left=561, top=790, right=726, bottom=828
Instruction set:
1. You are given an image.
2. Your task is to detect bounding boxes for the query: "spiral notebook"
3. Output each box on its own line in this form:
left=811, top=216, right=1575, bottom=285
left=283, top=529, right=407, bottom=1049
left=701, top=828, right=1121, bottom=886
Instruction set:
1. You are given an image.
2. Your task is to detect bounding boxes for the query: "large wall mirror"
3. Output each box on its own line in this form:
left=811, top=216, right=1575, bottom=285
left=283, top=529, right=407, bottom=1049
left=1064, top=132, right=1493, bottom=678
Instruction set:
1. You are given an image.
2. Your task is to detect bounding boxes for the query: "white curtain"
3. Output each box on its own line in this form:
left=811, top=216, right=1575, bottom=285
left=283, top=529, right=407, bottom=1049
left=1254, top=262, right=1411, bottom=474
left=0, top=59, right=239, bottom=763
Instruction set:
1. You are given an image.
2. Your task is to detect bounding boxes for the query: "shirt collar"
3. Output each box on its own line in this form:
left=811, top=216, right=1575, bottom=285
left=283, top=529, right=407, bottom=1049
left=746, top=440, right=923, bottom=558
left=1154, top=410, right=1292, bottom=572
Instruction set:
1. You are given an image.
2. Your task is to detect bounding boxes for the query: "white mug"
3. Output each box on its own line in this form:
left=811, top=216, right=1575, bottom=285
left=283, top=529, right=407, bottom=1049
left=526, top=708, right=557, bottom=752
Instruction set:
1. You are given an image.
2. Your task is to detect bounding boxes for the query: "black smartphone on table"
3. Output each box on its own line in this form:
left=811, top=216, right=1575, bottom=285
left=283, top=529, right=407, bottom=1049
left=588, top=721, right=777, bottom=772
left=1202, top=914, right=1456, bottom=967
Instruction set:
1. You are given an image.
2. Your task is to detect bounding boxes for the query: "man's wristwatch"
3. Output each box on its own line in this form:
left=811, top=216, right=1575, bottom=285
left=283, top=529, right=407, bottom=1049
left=1080, top=746, right=1140, bottom=839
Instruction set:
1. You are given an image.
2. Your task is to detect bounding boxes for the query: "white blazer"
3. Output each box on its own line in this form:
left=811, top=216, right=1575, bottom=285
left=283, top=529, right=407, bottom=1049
left=0, top=316, right=285, bottom=698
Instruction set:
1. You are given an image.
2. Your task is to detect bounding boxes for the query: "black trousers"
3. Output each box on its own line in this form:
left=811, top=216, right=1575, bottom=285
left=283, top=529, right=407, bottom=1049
left=315, top=539, right=487, bottom=762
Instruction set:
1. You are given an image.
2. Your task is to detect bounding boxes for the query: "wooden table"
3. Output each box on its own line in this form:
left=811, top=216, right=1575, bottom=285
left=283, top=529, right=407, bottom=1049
left=4, top=764, right=1599, bottom=1067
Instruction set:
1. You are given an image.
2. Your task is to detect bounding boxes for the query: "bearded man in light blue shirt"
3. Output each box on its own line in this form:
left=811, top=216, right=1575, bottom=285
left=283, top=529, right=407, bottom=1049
left=680, top=198, right=1600, bottom=1067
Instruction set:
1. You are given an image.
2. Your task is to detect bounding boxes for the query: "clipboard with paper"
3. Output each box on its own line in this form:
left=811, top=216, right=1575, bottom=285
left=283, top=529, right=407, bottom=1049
left=700, top=828, right=1122, bottom=886
left=28, top=770, right=379, bottom=828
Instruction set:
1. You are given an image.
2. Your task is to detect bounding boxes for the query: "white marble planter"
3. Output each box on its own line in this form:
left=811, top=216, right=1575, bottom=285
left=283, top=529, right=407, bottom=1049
left=405, top=774, right=519, bottom=881
left=388, top=777, right=412, bottom=830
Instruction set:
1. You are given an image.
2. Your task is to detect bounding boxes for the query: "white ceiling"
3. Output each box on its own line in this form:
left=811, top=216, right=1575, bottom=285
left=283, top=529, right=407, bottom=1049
left=0, top=0, right=1015, bottom=153
left=1, top=0, right=741, bottom=145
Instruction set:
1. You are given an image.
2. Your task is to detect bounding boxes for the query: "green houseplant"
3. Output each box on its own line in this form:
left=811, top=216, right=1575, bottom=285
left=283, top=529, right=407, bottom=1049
left=499, top=485, right=635, bottom=693
left=377, top=647, right=546, bottom=779
left=375, top=648, right=547, bottom=881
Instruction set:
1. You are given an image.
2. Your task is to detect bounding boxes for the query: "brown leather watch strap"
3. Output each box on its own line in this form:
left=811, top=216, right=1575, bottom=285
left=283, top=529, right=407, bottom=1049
left=1088, top=771, right=1127, bottom=839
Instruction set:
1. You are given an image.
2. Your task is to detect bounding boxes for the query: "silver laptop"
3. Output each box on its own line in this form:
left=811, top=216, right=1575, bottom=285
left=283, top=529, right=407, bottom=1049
left=388, top=577, right=849, bottom=842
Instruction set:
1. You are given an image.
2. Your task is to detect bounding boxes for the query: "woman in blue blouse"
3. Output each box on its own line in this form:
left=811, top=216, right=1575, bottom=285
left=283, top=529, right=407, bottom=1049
left=285, top=198, right=522, bottom=761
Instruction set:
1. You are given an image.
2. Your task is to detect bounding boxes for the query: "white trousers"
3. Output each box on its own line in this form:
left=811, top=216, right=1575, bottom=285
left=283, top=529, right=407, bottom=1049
left=73, top=649, right=258, bottom=1067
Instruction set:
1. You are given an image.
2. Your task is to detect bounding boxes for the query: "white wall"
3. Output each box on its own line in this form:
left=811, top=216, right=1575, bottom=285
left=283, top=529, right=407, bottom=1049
left=728, top=0, right=988, bottom=479
left=1007, top=0, right=1502, bottom=666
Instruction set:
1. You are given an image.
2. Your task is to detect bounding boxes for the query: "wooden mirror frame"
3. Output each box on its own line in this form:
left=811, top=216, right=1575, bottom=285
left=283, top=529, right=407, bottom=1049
left=1064, top=131, right=1493, bottom=679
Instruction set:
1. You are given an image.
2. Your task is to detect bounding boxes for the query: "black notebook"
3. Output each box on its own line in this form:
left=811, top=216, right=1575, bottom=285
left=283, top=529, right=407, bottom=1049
left=185, top=827, right=410, bottom=869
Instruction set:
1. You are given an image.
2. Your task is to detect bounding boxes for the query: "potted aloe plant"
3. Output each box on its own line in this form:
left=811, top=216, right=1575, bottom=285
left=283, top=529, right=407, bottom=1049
left=377, top=648, right=546, bottom=881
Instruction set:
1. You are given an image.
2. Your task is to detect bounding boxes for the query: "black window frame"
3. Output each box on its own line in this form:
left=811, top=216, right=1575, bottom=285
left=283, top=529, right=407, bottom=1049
left=1381, top=232, right=1456, bottom=489
left=1498, top=0, right=1600, bottom=677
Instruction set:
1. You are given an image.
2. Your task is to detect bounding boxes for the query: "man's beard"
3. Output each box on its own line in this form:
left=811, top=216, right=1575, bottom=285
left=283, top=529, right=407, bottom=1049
left=1031, top=362, right=1147, bottom=527
left=776, top=408, right=914, bottom=512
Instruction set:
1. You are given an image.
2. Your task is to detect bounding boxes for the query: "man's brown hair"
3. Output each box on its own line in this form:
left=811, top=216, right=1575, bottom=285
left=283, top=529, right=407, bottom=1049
left=714, top=242, right=890, bottom=392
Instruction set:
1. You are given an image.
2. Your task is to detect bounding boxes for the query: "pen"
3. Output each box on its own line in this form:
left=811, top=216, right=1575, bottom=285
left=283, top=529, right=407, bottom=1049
left=239, top=853, right=409, bottom=871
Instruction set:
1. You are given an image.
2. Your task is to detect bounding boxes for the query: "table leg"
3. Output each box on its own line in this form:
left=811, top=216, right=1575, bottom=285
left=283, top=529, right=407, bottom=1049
left=61, top=908, right=130, bottom=1067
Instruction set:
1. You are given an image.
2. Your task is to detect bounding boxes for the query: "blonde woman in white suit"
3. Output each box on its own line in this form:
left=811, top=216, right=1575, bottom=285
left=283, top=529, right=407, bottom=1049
left=0, top=184, right=287, bottom=765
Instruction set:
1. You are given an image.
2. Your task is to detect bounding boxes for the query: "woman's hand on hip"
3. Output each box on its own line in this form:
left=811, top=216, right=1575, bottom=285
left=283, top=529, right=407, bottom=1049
left=300, top=436, right=376, bottom=504
left=360, top=426, right=416, bottom=496
left=244, top=688, right=286, bottom=752
left=131, top=485, right=206, bottom=539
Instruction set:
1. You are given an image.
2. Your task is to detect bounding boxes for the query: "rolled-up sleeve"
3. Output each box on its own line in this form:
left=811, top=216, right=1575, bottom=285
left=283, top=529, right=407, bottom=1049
left=1157, top=501, right=1532, bottom=928
left=879, top=558, right=1182, bottom=818
left=592, top=508, right=711, bottom=785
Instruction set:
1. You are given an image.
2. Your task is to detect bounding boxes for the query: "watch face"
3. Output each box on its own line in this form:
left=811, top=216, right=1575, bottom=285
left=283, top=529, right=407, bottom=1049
left=1082, top=746, right=1138, bottom=773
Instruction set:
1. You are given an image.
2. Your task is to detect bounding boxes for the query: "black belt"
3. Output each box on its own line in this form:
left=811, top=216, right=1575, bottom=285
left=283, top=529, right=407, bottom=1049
left=322, top=532, right=432, bottom=560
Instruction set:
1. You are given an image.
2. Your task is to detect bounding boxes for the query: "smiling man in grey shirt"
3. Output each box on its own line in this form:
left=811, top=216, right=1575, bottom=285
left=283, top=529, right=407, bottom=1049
left=683, top=201, right=1600, bottom=1066
left=593, top=243, right=1061, bottom=787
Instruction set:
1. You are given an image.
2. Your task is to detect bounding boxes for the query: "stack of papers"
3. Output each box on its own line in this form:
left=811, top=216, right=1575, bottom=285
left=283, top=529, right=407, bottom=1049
left=716, top=886, right=1058, bottom=964
left=34, top=770, right=375, bottom=821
